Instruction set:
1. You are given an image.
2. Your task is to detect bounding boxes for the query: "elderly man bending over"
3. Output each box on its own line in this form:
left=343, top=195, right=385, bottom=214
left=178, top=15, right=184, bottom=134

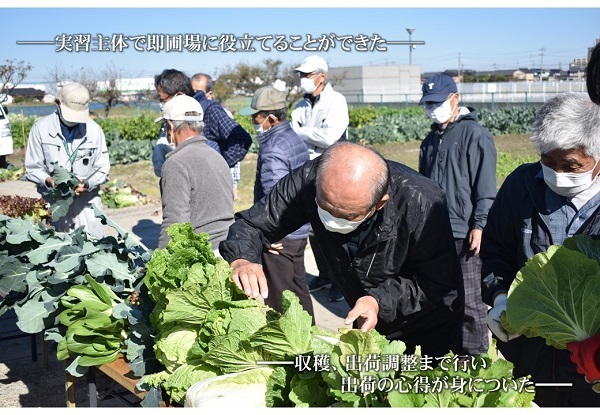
left=220, top=142, right=464, bottom=358
left=157, top=95, right=234, bottom=251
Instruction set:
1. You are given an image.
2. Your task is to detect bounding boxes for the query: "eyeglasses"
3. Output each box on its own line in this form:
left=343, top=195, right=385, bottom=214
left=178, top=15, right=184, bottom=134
left=298, top=71, right=319, bottom=79
left=155, top=93, right=174, bottom=104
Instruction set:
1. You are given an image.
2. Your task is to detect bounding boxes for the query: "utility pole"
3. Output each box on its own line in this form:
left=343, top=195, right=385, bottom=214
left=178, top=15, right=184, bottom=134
left=406, top=28, right=415, bottom=65
left=458, top=52, right=462, bottom=79
left=540, top=47, right=546, bottom=81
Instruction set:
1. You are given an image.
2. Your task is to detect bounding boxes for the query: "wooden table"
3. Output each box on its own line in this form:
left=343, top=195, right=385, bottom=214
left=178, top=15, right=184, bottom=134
left=66, top=355, right=146, bottom=407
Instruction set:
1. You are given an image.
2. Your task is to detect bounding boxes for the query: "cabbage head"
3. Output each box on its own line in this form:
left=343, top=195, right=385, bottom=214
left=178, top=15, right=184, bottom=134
left=154, top=325, right=199, bottom=373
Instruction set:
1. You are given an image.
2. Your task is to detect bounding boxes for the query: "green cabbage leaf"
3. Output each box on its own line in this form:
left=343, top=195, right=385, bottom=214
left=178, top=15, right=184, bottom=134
left=503, top=237, right=600, bottom=349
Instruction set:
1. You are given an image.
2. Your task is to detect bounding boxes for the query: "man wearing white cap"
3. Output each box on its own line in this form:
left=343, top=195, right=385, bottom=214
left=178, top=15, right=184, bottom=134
left=291, top=55, right=349, bottom=160
left=157, top=94, right=234, bottom=250
left=25, top=82, right=110, bottom=237
left=292, top=54, right=349, bottom=302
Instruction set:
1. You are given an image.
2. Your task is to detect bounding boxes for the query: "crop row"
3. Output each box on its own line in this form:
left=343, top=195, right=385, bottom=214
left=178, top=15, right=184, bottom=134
left=8, top=106, right=538, bottom=165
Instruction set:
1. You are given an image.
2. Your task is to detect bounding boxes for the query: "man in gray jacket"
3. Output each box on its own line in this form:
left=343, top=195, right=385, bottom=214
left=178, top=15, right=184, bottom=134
left=419, top=74, right=497, bottom=356
left=157, top=94, right=234, bottom=251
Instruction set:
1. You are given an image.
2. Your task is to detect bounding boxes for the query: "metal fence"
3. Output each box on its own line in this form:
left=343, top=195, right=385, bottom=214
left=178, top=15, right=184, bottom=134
left=346, top=80, right=588, bottom=110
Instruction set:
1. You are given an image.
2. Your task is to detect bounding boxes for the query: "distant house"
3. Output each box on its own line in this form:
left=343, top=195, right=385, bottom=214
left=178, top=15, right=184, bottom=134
left=512, top=70, right=527, bottom=81
left=4, top=87, right=45, bottom=102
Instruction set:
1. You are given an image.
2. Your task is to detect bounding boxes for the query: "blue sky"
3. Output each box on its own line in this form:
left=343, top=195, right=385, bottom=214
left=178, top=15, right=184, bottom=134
left=2, top=6, right=599, bottom=84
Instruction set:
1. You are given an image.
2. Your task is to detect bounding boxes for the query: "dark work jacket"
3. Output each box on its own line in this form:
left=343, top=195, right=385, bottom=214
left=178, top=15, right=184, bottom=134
left=220, top=157, right=465, bottom=357
left=481, top=162, right=600, bottom=402
left=193, top=90, right=252, bottom=167
left=419, top=108, right=497, bottom=239
left=254, top=121, right=310, bottom=240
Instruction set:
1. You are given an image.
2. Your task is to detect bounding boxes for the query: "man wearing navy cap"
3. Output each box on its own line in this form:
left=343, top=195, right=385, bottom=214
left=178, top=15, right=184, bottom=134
left=418, top=73, right=497, bottom=356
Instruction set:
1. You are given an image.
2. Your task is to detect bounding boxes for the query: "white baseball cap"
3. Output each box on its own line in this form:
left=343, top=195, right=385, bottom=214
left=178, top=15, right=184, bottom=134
left=155, top=95, right=204, bottom=123
left=57, top=83, right=90, bottom=124
left=294, top=55, right=329, bottom=74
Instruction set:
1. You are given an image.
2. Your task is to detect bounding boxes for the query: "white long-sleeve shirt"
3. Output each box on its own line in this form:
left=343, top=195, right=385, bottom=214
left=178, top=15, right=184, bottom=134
left=291, top=83, right=349, bottom=160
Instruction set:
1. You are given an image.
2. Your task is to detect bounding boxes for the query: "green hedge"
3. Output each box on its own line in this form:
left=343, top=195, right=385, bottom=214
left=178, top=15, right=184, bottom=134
left=95, top=115, right=161, bottom=142
left=7, top=114, right=38, bottom=149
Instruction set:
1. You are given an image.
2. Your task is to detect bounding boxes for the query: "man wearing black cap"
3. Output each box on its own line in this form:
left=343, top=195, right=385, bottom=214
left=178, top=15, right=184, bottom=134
left=418, top=73, right=497, bottom=356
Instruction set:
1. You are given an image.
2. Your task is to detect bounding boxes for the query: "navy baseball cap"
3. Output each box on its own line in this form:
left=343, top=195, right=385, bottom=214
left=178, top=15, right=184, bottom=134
left=419, top=74, right=458, bottom=105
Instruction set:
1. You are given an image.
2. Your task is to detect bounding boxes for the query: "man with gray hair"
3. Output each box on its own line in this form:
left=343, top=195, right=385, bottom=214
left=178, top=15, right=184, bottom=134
left=481, top=92, right=600, bottom=406
left=157, top=94, right=234, bottom=250
left=220, top=142, right=464, bottom=358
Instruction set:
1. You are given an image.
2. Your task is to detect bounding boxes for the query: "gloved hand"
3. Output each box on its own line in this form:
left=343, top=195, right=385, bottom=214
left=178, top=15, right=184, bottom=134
left=567, top=332, right=600, bottom=383
left=487, top=293, right=521, bottom=342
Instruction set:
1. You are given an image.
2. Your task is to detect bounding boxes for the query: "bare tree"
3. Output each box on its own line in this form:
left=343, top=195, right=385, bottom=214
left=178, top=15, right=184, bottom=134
left=96, top=64, right=124, bottom=118
left=0, top=59, right=33, bottom=101
left=214, top=58, right=346, bottom=114
left=47, top=63, right=126, bottom=118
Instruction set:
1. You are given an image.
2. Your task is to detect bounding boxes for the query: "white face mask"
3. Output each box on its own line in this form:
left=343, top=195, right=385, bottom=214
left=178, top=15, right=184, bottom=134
left=541, top=160, right=600, bottom=198
left=253, top=116, right=271, bottom=134
left=57, top=107, right=79, bottom=127
left=317, top=205, right=373, bottom=234
left=300, top=77, right=320, bottom=95
left=424, top=98, right=456, bottom=125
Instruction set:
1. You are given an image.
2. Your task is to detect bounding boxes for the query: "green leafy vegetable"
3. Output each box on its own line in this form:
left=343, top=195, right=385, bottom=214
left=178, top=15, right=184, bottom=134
left=154, top=325, right=199, bottom=373
left=144, top=223, right=217, bottom=301
left=42, top=163, right=80, bottom=221
left=99, top=179, right=148, bottom=209
left=503, top=239, right=600, bottom=349
left=56, top=275, right=128, bottom=374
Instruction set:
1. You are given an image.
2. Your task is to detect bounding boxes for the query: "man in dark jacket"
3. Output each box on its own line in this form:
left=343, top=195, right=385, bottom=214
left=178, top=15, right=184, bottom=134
left=419, top=74, right=497, bottom=356
left=152, top=69, right=252, bottom=178
left=238, top=85, right=313, bottom=319
left=220, top=142, right=464, bottom=358
left=481, top=92, right=600, bottom=406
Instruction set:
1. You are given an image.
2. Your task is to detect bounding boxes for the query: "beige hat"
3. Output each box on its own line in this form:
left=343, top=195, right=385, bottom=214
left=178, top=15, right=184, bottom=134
left=239, top=86, right=286, bottom=116
left=155, top=95, right=204, bottom=123
left=57, top=83, right=90, bottom=123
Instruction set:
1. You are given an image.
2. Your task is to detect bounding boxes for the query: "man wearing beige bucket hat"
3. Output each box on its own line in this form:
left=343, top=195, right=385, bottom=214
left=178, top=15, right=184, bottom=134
left=25, top=82, right=110, bottom=238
